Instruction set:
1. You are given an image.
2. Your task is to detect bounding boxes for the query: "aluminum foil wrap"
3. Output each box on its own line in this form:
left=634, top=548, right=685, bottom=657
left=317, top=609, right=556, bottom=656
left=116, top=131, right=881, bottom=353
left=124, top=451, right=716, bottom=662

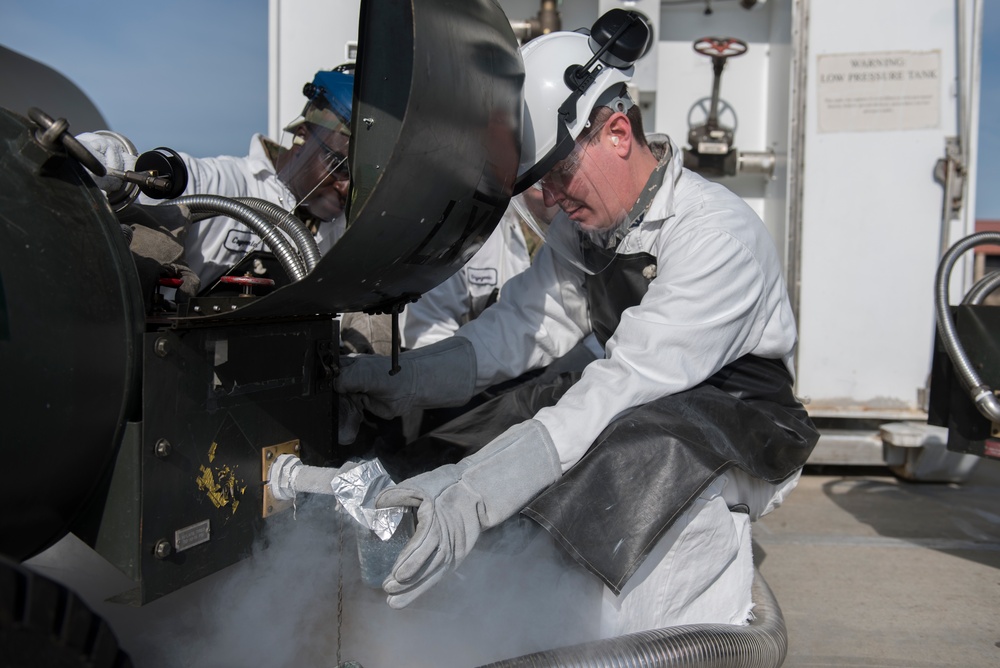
left=331, top=458, right=405, bottom=541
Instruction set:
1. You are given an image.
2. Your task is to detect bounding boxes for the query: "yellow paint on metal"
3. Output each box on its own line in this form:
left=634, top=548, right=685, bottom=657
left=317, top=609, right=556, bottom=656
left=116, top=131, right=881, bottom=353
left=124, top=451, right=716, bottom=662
left=196, top=463, right=245, bottom=515
left=197, top=465, right=226, bottom=508
left=208, top=441, right=218, bottom=463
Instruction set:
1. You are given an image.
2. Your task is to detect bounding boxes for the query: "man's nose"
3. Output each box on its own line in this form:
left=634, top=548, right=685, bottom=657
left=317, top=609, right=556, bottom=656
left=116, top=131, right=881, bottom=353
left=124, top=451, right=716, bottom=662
left=541, top=186, right=560, bottom=208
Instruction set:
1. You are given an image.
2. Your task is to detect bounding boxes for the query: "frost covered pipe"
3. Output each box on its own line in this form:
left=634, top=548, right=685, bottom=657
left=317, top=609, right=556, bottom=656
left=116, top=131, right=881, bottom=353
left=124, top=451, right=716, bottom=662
left=172, top=194, right=307, bottom=281
left=935, top=231, right=1000, bottom=423
left=480, top=569, right=787, bottom=668
left=269, top=453, right=340, bottom=500
left=234, top=197, right=322, bottom=273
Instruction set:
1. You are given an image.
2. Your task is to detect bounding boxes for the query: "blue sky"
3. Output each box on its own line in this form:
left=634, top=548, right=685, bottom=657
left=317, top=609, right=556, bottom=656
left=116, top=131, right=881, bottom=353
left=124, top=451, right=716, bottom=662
left=1, top=0, right=998, bottom=218
left=0, top=0, right=268, bottom=158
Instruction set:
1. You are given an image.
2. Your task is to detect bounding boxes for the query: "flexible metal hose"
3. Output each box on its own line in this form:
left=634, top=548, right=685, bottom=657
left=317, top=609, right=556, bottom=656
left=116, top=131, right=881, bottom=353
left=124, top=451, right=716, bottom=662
left=480, top=569, right=787, bottom=668
left=234, top=197, right=322, bottom=273
left=171, top=194, right=307, bottom=282
left=934, top=231, right=1000, bottom=423
left=962, top=270, right=1000, bottom=306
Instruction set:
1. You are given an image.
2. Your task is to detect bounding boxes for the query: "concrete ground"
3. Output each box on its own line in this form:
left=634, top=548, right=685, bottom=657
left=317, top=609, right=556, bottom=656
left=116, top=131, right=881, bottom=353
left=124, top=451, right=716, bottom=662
left=755, top=458, right=1000, bottom=668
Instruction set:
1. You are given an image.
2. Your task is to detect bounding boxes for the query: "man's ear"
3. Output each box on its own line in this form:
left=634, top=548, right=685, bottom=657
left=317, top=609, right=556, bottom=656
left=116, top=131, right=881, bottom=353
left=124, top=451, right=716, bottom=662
left=605, top=112, right=631, bottom=154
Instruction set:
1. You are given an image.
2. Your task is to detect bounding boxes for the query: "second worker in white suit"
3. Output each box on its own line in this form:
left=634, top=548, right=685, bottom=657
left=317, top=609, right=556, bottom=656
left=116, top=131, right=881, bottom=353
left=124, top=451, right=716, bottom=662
left=336, top=11, right=818, bottom=634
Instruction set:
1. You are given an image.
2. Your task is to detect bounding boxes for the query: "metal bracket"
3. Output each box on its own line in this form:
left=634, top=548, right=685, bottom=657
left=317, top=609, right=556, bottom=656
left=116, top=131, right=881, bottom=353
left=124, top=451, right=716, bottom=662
left=261, top=440, right=300, bottom=518
left=934, top=136, right=966, bottom=230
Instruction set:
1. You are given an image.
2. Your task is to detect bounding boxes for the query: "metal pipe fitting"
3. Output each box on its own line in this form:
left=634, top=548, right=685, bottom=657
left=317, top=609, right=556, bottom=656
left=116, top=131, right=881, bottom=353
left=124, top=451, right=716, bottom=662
left=268, top=454, right=340, bottom=501
left=737, top=149, right=776, bottom=178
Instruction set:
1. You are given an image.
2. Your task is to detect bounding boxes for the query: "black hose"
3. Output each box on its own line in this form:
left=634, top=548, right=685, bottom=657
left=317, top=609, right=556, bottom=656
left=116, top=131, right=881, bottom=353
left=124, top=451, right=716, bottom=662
left=479, top=568, right=787, bottom=668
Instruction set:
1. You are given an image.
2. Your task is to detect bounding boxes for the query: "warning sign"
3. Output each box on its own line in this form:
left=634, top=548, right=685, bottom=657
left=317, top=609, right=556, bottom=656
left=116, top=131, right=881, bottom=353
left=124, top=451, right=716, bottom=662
left=817, top=51, right=941, bottom=133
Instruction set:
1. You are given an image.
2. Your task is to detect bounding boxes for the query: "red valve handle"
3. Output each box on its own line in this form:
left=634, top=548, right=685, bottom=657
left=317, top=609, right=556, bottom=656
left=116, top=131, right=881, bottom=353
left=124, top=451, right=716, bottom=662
left=693, top=37, right=748, bottom=59
left=218, top=275, right=276, bottom=287
left=158, top=277, right=184, bottom=288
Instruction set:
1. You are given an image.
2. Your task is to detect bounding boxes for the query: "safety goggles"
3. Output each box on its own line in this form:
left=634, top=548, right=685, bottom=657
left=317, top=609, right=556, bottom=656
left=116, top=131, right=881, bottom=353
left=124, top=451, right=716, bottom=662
left=531, top=115, right=609, bottom=197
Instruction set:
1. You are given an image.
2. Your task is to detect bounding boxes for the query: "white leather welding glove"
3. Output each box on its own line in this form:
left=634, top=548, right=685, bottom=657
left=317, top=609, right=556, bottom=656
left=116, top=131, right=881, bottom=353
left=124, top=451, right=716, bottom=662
left=335, top=336, right=477, bottom=442
left=375, top=419, right=561, bottom=609
left=76, top=131, right=137, bottom=192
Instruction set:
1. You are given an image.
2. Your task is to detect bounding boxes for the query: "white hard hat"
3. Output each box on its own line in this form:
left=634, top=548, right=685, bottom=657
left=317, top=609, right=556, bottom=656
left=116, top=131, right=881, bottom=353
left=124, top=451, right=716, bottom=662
left=514, top=9, right=653, bottom=194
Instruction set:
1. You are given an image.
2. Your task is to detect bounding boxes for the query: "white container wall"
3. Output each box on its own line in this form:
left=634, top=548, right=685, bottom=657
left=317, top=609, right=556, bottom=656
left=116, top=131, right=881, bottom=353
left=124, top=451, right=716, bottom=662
left=270, top=0, right=981, bottom=422
left=795, top=0, right=976, bottom=417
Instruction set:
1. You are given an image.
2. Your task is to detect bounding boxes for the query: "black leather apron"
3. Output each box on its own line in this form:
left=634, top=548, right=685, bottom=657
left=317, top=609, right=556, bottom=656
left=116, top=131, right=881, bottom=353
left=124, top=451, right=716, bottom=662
left=389, top=246, right=818, bottom=593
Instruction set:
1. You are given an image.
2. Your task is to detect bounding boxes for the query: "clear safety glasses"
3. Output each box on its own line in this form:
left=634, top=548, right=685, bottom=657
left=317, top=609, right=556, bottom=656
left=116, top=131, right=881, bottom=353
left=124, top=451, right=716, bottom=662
left=511, top=127, right=635, bottom=276
left=533, top=143, right=587, bottom=196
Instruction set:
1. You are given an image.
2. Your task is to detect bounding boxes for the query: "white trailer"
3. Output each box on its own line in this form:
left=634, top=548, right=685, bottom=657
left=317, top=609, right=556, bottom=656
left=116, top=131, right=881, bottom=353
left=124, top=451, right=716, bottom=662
left=269, top=0, right=985, bottom=475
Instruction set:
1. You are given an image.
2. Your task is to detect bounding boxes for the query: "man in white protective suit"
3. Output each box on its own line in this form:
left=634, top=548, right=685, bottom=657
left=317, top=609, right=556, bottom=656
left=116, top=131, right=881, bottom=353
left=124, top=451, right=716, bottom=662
left=398, top=206, right=533, bottom=350
left=335, top=11, right=818, bottom=635
left=77, top=67, right=354, bottom=288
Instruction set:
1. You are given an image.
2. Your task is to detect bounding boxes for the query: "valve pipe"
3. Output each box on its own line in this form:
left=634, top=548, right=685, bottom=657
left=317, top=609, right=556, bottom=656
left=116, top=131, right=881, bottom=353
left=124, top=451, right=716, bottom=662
left=171, top=194, right=307, bottom=282
left=737, top=150, right=776, bottom=178
left=934, top=231, right=1000, bottom=423
left=268, top=453, right=340, bottom=501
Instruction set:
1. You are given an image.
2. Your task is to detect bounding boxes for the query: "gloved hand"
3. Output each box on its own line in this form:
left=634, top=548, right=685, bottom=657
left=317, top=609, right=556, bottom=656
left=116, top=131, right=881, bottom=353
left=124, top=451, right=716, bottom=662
left=335, top=336, right=477, bottom=443
left=375, top=419, right=561, bottom=608
left=117, top=202, right=200, bottom=304
left=76, top=131, right=138, bottom=192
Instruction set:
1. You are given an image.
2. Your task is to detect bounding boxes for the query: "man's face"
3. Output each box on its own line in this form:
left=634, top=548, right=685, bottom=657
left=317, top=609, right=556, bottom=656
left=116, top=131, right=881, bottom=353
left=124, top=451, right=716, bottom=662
left=537, top=125, right=625, bottom=232
left=282, top=124, right=351, bottom=221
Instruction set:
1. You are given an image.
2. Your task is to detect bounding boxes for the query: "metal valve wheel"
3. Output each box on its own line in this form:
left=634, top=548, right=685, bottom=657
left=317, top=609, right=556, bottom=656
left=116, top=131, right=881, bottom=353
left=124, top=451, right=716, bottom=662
left=218, top=273, right=276, bottom=297
left=693, top=37, right=748, bottom=60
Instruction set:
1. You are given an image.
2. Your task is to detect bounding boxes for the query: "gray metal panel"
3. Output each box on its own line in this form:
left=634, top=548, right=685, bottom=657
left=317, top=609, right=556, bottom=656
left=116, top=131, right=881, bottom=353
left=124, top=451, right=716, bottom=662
left=193, top=0, right=523, bottom=321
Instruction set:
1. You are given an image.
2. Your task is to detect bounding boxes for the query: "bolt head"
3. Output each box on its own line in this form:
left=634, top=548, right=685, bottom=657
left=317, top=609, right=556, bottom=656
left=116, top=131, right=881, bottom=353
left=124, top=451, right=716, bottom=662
left=154, top=539, right=172, bottom=559
left=154, top=439, right=172, bottom=458
left=153, top=337, right=170, bottom=357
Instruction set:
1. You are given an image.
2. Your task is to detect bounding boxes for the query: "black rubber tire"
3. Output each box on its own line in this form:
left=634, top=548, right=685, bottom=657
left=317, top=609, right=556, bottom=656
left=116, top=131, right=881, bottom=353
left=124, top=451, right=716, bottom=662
left=0, top=556, right=134, bottom=668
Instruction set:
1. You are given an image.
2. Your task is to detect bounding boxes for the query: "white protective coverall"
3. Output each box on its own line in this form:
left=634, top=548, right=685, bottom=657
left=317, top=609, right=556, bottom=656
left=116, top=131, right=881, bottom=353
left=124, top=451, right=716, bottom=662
left=450, top=137, right=803, bottom=634
left=399, top=208, right=532, bottom=349
left=162, top=133, right=344, bottom=285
